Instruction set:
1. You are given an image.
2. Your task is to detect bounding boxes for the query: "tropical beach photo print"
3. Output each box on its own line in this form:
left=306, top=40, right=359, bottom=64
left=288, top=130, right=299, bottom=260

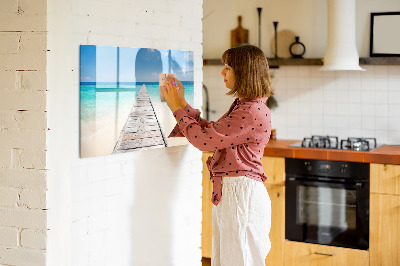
left=79, top=45, right=194, bottom=158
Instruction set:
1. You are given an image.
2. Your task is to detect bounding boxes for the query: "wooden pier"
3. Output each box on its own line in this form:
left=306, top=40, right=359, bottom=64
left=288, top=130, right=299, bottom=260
left=113, top=84, right=167, bottom=153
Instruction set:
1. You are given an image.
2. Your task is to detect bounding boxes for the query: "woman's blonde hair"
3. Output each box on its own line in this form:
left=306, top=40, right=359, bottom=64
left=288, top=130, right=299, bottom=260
left=221, top=44, right=273, bottom=99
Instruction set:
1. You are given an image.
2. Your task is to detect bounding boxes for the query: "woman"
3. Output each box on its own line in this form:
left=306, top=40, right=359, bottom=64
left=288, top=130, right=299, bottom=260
left=161, top=44, right=273, bottom=266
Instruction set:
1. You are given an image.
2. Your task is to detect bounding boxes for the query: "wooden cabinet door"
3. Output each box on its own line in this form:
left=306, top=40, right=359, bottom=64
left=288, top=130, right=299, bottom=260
left=284, top=241, right=369, bottom=266
left=262, top=156, right=285, bottom=186
left=202, top=152, right=213, bottom=258
left=370, top=163, right=400, bottom=195
left=370, top=193, right=400, bottom=266
left=262, top=156, right=285, bottom=265
left=264, top=184, right=284, bottom=266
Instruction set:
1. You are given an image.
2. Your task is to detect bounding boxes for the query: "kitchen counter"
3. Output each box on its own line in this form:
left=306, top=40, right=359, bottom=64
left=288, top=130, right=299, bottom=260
left=203, top=141, right=400, bottom=264
left=263, top=139, right=400, bottom=164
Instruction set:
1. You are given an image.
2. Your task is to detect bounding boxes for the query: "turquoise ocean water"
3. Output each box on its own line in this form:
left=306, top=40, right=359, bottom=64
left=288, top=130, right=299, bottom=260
left=80, top=82, right=195, bottom=128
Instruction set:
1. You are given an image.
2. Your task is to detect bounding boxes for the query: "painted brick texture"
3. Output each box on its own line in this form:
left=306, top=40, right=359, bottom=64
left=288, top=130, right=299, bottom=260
left=46, top=0, right=204, bottom=265
left=46, top=0, right=203, bottom=266
left=0, top=0, right=47, bottom=265
left=21, top=229, right=47, bottom=250
left=0, top=187, right=19, bottom=208
left=0, top=227, right=19, bottom=247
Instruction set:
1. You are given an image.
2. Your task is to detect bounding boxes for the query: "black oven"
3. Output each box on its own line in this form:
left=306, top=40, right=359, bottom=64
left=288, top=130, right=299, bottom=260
left=285, top=158, right=369, bottom=250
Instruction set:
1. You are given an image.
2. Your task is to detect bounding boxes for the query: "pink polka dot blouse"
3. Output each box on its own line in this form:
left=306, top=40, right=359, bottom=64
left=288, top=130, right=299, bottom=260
left=169, top=97, right=272, bottom=206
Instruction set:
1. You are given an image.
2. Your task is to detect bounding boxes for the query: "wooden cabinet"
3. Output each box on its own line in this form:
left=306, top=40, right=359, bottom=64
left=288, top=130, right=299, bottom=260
left=202, top=158, right=400, bottom=265
left=264, top=184, right=285, bottom=266
left=284, top=241, right=369, bottom=266
left=370, top=193, right=400, bottom=266
left=370, top=163, right=400, bottom=266
left=261, top=156, right=285, bottom=266
left=370, top=163, right=400, bottom=195
left=201, top=152, right=213, bottom=258
left=261, top=156, right=285, bottom=186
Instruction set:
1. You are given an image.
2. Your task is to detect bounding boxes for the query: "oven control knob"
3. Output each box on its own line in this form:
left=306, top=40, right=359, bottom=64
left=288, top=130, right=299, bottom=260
left=340, top=164, right=347, bottom=174
left=304, top=162, right=312, bottom=171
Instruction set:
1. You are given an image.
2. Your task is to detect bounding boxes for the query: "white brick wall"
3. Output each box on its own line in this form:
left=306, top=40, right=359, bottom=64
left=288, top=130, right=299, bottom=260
left=0, top=227, right=19, bottom=247
left=21, top=229, right=47, bottom=250
left=46, top=1, right=203, bottom=266
left=0, top=0, right=48, bottom=265
left=0, top=187, right=19, bottom=208
left=0, top=169, right=47, bottom=189
left=3, top=0, right=203, bottom=264
left=0, top=208, right=46, bottom=230
left=0, top=247, right=46, bottom=266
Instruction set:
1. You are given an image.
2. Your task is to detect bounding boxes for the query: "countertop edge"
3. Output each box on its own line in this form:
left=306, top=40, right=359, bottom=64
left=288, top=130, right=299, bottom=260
left=263, top=140, right=400, bottom=165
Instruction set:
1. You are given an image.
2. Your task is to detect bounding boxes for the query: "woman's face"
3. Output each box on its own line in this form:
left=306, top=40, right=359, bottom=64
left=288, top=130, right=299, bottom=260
left=220, top=64, right=235, bottom=89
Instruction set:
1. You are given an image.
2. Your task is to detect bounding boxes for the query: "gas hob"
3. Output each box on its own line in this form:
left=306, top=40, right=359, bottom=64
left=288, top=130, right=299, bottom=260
left=289, top=135, right=383, bottom=151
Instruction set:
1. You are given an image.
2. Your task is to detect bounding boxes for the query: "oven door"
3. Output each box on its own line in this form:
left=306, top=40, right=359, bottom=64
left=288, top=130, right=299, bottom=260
left=285, top=177, right=369, bottom=250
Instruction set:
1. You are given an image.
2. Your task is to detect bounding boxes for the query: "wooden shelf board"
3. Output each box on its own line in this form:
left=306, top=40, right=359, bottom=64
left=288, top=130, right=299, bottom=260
left=203, top=58, right=323, bottom=67
left=268, top=58, right=323, bottom=66
left=204, top=57, right=400, bottom=67
left=359, top=57, right=400, bottom=65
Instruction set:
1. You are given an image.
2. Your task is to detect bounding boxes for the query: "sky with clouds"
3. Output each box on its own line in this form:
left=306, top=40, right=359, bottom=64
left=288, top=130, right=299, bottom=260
left=80, top=45, right=194, bottom=83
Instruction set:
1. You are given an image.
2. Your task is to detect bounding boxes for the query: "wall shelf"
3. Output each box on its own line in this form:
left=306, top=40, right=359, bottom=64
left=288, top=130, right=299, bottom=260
left=359, top=57, right=400, bottom=65
left=203, top=57, right=400, bottom=67
left=268, top=58, right=323, bottom=67
left=203, top=58, right=323, bottom=67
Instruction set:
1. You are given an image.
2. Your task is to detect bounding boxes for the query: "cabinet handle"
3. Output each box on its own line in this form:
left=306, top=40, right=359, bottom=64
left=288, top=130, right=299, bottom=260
left=314, top=252, right=335, bottom=257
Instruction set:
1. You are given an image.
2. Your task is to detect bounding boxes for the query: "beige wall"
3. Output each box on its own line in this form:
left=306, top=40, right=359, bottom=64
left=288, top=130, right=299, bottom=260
left=203, top=0, right=400, bottom=145
left=203, top=0, right=400, bottom=58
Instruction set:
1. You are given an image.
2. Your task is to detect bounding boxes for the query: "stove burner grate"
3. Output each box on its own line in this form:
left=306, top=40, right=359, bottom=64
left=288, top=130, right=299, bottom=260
left=340, top=137, right=377, bottom=151
left=298, top=136, right=378, bottom=151
left=301, top=135, right=339, bottom=149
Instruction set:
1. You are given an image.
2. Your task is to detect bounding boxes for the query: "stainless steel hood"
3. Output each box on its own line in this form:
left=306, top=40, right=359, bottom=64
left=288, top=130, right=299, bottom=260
left=320, top=0, right=365, bottom=71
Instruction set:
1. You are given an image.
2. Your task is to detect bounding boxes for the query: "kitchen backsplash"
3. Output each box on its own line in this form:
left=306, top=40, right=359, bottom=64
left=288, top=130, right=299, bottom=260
left=203, top=65, right=400, bottom=144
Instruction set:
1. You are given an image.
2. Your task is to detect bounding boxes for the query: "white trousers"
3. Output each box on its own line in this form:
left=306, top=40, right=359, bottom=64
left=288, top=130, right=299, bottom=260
left=212, top=176, right=271, bottom=266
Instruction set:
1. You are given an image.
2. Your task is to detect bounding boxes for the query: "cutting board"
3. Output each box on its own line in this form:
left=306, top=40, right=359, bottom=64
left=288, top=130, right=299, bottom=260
left=231, top=16, right=249, bottom=48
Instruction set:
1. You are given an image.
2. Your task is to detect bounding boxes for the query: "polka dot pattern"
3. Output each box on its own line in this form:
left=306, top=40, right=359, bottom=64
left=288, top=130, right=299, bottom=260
left=169, top=97, right=272, bottom=206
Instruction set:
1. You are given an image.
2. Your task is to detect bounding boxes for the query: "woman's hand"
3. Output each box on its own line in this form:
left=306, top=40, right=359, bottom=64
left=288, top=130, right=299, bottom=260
left=170, top=75, right=187, bottom=108
left=161, top=76, right=184, bottom=113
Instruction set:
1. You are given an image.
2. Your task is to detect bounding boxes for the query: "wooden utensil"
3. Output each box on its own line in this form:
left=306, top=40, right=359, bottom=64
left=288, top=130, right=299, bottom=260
left=231, top=16, right=249, bottom=48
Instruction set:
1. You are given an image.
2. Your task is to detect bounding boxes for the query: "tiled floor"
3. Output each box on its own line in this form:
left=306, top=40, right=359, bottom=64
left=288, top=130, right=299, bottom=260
left=202, top=257, right=211, bottom=266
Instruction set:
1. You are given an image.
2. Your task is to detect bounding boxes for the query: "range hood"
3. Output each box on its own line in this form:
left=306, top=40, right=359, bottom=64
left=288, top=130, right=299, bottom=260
left=320, top=0, right=365, bottom=71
